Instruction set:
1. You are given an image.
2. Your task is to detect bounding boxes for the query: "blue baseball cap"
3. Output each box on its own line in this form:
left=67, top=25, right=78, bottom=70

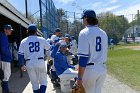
left=60, top=44, right=67, bottom=48
left=28, top=24, right=37, bottom=31
left=65, top=34, right=70, bottom=38
left=4, top=25, right=13, bottom=31
left=71, top=36, right=75, bottom=39
left=81, top=10, right=96, bottom=19
left=49, top=33, right=53, bottom=38
left=55, top=28, right=61, bottom=32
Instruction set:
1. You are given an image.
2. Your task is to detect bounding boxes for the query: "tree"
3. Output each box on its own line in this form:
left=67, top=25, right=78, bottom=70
left=98, top=12, right=130, bottom=43
left=24, top=12, right=41, bottom=29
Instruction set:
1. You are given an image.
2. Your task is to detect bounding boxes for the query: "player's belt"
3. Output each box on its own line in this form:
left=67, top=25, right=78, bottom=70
left=86, top=63, right=94, bottom=66
left=86, top=63, right=105, bottom=66
left=25, top=57, right=44, bottom=61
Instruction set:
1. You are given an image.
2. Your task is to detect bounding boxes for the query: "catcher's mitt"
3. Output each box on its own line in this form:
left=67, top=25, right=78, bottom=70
left=0, top=68, right=4, bottom=80
left=70, top=83, right=86, bottom=93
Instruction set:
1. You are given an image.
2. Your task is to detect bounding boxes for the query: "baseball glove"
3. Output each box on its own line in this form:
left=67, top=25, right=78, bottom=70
left=0, top=68, right=4, bottom=80
left=48, top=60, right=53, bottom=66
left=70, top=83, right=86, bottom=93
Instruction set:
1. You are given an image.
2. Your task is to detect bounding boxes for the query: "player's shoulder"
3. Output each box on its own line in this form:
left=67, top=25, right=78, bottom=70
left=79, top=28, right=88, bottom=35
left=37, top=36, right=47, bottom=41
left=51, top=35, right=56, bottom=38
left=99, top=28, right=107, bottom=35
left=20, top=37, right=28, bottom=44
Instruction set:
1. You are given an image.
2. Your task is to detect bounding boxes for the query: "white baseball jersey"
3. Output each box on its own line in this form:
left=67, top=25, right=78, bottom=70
left=47, top=38, right=52, bottom=44
left=69, top=39, right=77, bottom=55
left=18, top=36, right=50, bottom=60
left=59, top=40, right=67, bottom=45
left=51, top=35, right=59, bottom=43
left=78, top=26, right=108, bottom=64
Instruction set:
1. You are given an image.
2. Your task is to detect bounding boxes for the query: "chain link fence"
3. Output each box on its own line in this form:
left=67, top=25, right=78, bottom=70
left=40, top=0, right=59, bottom=38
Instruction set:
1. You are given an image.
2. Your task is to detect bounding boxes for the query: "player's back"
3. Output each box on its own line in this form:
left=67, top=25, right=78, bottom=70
left=20, top=36, right=50, bottom=60
left=81, top=26, right=108, bottom=64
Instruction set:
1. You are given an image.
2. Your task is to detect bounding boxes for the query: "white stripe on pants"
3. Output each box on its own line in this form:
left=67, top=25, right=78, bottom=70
left=82, top=64, right=107, bottom=93
left=0, top=61, right=11, bottom=81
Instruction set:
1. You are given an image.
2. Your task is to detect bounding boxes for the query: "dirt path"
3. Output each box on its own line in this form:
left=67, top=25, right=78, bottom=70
left=103, top=74, right=140, bottom=93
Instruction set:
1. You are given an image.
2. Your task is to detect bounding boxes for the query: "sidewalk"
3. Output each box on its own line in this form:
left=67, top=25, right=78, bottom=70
left=8, top=70, right=140, bottom=93
left=9, top=71, right=61, bottom=93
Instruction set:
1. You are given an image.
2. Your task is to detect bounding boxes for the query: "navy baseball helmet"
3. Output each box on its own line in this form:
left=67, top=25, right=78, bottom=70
left=49, top=33, right=53, bottom=38
left=55, top=28, right=61, bottom=32
left=65, top=34, right=70, bottom=38
left=4, top=25, right=13, bottom=31
left=28, top=24, right=37, bottom=32
left=71, top=36, right=75, bottom=39
left=81, top=10, right=96, bottom=19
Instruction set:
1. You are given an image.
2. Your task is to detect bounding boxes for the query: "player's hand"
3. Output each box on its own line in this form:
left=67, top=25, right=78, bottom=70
left=55, top=42, right=61, bottom=46
left=74, top=65, right=79, bottom=71
left=21, top=65, right=26, bottom=72
left=77, top=79, right=83, bottom=85
left=75, top=66, right=79, bottom=71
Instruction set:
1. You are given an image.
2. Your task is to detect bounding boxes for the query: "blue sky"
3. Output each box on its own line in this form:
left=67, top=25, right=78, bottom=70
left=7, top=0, right=140, bottom=22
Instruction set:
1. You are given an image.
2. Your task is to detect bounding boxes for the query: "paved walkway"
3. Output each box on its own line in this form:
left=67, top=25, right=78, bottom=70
left=8, top=70, right=140, bottom=93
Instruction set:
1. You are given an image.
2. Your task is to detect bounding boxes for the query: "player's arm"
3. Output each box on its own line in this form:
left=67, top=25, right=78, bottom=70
left=44, top=39, right=51, bottom=51
left=18, top=41, right=25, bottom=66
left=77, top=32, right=89, bottom=84
left=68, top=64, right=75, bottom=69
left=51, top=43, right=60, bottom=58
left=0, top=38, right=12, bottom=61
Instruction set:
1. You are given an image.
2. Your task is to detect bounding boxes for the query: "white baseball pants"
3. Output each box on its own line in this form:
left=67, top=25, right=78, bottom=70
left=82, top=64, right=107, bottom=93
left=58, top=68, right=78, bottom=80
left=26, top=60, right=47, bottom=90
left=0, top=61, right=11, bottom=81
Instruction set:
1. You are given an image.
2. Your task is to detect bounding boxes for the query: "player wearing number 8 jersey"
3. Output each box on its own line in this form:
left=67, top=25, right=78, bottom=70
left=18, top=24, right=51, bottom=93
left=77, top=10, right=108, bottom=93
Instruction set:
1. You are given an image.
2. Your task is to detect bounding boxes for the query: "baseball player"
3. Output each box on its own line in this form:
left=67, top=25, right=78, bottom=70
left=69, top=36, right=77, bottom=55
left=46, top=33, right=53, bottom=75
left=51, top=40, right=78, bottom=81
left=77, top=10, right=108, bottom=93
left=0, top=25, right=13, bottom=93
left=51, top=28, right=61, bottom=43
left=18, top=24, right=51, bottom=93
left=13, top=41, right=18, bottom=67
left=109, top=38, right=114, bottom=50
left=50, top=28, right=62, bottom=86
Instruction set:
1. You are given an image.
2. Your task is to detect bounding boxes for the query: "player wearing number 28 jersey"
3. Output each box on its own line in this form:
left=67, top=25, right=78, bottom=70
left=77, top=10, right=108, bottom=93
left=18, top=24, right=51, bottom=93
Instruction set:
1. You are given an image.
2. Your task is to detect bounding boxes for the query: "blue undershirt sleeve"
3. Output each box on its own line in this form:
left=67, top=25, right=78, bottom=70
left=78, top=56, right=89, bottom=67
left=18, top=54, right=24, bottom=66
left=51, top=44, right=60, bottom=58
left=68, top=65, right=75, bottom=69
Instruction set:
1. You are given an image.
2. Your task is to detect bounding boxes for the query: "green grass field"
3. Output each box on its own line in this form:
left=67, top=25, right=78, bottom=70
left=107, top=46, right=140, bottom=91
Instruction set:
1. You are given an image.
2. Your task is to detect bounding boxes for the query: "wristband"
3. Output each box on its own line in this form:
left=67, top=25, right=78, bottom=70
left=78, top=78, right=82, bottom=80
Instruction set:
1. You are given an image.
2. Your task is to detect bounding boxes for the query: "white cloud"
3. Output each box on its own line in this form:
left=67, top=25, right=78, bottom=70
left=109, top=0, right=118, bottom=4
left=105, top=5, right=120, bottom=11
left=57, top=0, right=75, bottom=4
left=91, top=5, right=120, bottom=14
left=91, top=2, right=103, bottom=8
left=114, top=3, right=140, bottom=22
